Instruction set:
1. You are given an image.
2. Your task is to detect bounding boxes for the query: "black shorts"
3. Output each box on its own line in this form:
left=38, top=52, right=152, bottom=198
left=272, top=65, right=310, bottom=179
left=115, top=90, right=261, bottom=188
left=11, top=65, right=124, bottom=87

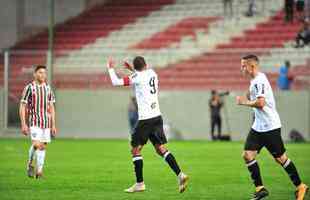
left=244, top=128, right=286, bottom=158
left=131, top=116, right=167, bottom=147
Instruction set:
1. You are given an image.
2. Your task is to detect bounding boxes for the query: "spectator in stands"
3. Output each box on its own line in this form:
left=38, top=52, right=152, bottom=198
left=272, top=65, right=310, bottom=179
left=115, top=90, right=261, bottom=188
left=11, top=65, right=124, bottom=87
left=209, top=90, right=223, bottom=140
left=296, top=0, right=305, bottom=21
left=285, top=0, right=294, bottom=23
left=295, top=19, right=310, bottom=47
left=223, top=0, right=233, bottom=18
left=128, top=96, right=138, bottom=133
left=306, top=0, right=310, bottom=18
left=245, top=0, right=256, bottom=17
left=277, top=61, right=294, bottom=90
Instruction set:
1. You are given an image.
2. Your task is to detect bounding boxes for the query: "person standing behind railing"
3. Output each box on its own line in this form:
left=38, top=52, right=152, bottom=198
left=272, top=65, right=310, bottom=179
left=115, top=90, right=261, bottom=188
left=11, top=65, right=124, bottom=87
left=246, top=0, right=256, bottom=17
left=277, top=61, right=294, bottom=90
left=285, top=0, right=294, bottom=23
left=209, top=90, right=223, bottom=140
left=295, top=19, right=310, bottom=48
left=296, top=0, right=305, bottom=21
left=306, top=0, right=310, bottom=19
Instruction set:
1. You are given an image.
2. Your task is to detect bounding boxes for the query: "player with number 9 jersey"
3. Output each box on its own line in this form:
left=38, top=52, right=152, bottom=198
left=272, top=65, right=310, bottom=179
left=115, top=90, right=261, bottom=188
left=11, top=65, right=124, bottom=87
left=106, top=56, right=189, bottom=194
left=129, top=68, right=160, bottom=120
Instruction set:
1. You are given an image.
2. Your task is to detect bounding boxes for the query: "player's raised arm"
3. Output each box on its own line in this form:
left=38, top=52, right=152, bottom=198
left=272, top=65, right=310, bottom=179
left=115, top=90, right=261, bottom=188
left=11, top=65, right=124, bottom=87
left=107, top=57, right=131, bottom=86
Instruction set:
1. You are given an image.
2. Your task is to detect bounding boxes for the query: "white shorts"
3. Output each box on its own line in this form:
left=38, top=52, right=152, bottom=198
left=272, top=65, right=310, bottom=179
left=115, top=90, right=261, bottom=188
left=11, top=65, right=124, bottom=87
left=30, top=126, right=51, bottom=143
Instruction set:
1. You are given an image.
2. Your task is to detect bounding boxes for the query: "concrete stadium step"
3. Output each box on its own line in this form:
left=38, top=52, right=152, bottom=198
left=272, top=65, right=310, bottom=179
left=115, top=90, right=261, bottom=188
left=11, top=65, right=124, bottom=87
left=131, top=16, right=221, bottom=49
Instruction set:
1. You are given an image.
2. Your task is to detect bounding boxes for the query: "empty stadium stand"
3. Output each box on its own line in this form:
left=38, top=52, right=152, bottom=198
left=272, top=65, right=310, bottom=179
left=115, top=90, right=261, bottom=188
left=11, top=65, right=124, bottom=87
left=1, top=0, right=175, bottom=98
left=131, top=16, right=221, bottom=49
left=158, top=11, right=306, bottom=90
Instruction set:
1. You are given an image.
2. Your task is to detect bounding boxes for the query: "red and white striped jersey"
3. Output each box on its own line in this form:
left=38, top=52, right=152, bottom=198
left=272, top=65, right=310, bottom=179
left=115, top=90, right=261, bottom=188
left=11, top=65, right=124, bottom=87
left=21, top=81, right=55, bottom=129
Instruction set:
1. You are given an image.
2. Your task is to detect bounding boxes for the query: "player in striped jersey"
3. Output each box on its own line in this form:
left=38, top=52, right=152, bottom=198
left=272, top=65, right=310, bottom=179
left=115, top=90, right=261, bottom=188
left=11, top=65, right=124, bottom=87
left=19, top=65, right=57, bottom=179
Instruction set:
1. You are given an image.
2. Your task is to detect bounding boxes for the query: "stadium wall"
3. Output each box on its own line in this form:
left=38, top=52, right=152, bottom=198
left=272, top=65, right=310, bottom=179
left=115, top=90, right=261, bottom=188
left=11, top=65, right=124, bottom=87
left=53, top=90, right=310, bottom=141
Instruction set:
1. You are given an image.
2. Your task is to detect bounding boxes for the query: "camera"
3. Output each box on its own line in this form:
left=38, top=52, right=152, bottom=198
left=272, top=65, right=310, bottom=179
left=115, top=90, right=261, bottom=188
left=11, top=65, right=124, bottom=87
left=219, top=91, right=230, bottom=97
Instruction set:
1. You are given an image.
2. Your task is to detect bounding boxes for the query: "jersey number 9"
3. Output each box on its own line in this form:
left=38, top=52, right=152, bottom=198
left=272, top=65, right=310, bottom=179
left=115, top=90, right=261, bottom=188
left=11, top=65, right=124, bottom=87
left=149, top=77, right=156, bottom=94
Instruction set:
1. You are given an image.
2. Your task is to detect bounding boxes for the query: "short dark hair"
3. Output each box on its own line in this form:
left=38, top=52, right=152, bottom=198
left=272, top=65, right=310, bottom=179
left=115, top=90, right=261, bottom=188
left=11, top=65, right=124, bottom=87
left=242, top=54, right=259, bottom=63
left=34, top=65, right=47, bottom=72
left=133, top=56, right=146, bottom=71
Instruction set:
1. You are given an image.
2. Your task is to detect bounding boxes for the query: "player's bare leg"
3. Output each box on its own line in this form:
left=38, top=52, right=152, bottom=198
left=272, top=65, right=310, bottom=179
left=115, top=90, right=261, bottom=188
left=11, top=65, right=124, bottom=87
left=35, top=142, right=47, bottom=179
left=275, top=153, right=308, bottom=200
left=125, top=145, right=146, bottom=193
left=27, top=140, right=39, bottom=178
left=154, top=144, right=189, bottom=193
left=243, top=150, right=269, bottom=200
left=296, top=184, right=309, bottom=200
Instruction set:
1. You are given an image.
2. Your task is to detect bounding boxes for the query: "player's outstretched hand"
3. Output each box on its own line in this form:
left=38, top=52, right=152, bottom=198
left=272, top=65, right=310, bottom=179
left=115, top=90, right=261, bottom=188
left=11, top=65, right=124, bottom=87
left=21, top=124, right=29, bottom=136
left=107, top=57, right=115, bottom=69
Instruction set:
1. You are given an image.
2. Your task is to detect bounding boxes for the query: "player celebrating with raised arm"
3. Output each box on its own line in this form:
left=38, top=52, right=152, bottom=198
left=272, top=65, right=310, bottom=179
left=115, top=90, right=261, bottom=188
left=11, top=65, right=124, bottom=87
left=106, top=56, right=189, bottom=193
left=236, top=55, right=308, bottom=200
left=19, top=65, right=57, bottom=179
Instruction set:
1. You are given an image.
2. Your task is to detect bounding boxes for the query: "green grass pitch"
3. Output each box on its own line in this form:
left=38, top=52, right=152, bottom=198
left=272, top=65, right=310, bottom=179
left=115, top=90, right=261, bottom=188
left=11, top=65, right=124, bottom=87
left=0, top=139, right=309, bottom=200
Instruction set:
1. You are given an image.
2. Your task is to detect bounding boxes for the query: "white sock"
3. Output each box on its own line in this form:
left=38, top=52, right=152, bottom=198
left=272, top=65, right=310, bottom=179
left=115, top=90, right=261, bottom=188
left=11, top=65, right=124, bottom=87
left=28, top=145, right=35, bottom=165
left=136, top=182, right=144, bottom=186
left=36, top=150, right=46, bottom=172
left=178, top=172, right=185, bottom=178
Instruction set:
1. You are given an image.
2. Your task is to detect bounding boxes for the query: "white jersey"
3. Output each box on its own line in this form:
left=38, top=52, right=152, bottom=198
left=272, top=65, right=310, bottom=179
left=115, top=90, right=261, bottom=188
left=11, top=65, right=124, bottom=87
left=249, top=72, right=281, bottom=132
left=130, top=68, right=161, bottom=120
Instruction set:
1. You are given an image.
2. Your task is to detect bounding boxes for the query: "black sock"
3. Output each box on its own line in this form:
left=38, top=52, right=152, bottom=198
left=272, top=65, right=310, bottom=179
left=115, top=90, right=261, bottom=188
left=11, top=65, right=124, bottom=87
left=133, top=155, right=143, bottom=183
left=246, top=160, right=263, bottom=187
left=282, top=159, right=302, bottom=187
left=163, top=151, right=181, bottom=176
